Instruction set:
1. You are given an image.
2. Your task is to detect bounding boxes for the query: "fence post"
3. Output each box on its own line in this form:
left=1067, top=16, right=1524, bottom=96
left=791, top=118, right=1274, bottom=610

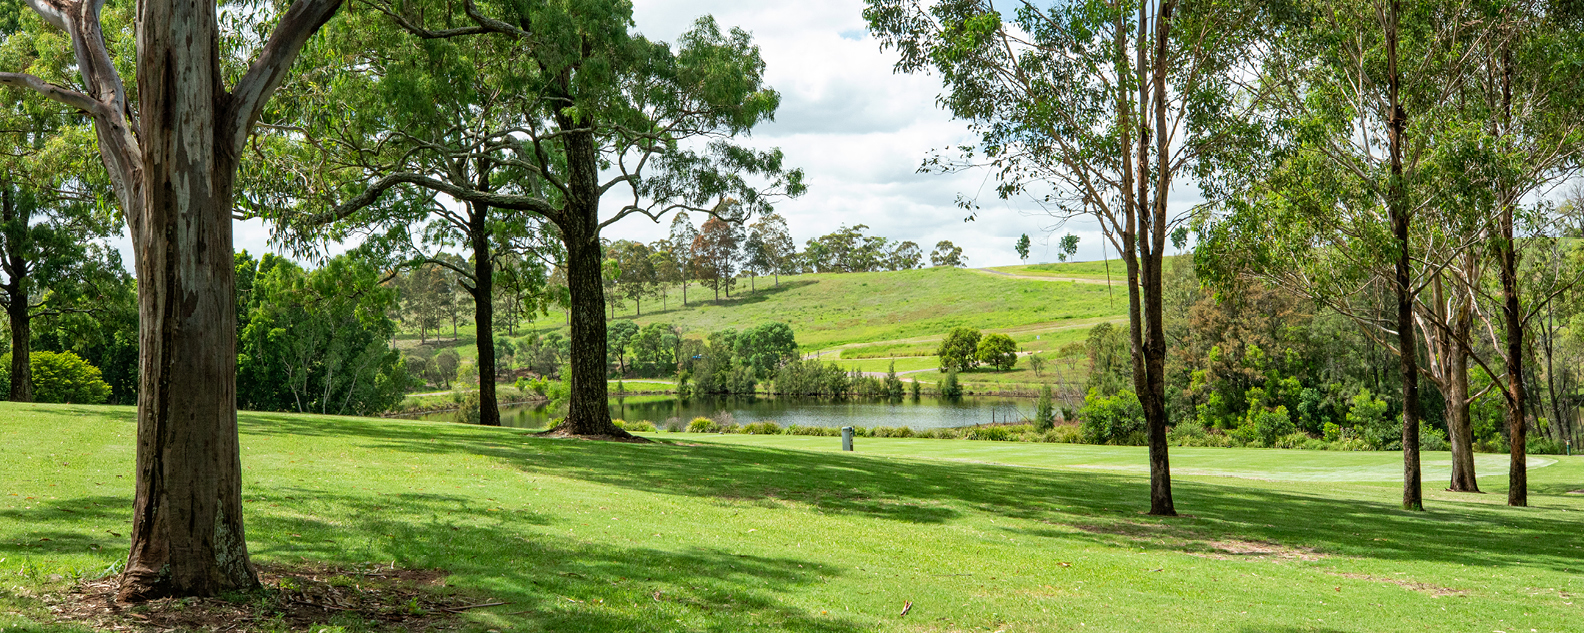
left=841, top=426, right=854, bottom=451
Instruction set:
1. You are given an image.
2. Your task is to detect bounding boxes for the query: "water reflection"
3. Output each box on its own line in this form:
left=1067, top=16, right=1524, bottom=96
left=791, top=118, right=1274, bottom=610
left=415, top=394, right=1040, bottom=430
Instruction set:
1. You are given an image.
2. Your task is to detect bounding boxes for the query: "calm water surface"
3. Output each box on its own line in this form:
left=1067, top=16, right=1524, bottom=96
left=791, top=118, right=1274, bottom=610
left=417, top=394, right=1040, bottom=430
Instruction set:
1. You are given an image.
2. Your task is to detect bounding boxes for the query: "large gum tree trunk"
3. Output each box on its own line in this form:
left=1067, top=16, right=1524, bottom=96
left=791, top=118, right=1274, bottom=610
left=1385, top=0, right=1423, bottom=512
left=548, top=126, right=633, bottom=439
left=121, top=2, right=253, bottom=598
left=469, top=203, right=500, bottom=427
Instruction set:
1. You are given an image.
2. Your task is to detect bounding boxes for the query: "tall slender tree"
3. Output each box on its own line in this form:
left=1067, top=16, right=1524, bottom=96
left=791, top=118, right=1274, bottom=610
left=868, top=0, right=1264, bottom=514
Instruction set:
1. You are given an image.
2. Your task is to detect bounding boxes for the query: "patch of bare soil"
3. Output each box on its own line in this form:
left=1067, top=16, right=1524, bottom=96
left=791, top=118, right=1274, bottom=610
left=1192, top=539, right=1325, bottom=561
left=1327, top=571, right=1468, bottom=597
left=46, top=563, right=503, bottom=631
left=538, top=425, right=651, bottom=443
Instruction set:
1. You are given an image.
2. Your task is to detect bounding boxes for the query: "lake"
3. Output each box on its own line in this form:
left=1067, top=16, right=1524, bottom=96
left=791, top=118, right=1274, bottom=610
left=415, top=394, right=1044, bottom=430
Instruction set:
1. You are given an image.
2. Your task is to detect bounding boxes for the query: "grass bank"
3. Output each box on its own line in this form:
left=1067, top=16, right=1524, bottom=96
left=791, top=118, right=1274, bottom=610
left=6, top=402, right=1580, bottom=632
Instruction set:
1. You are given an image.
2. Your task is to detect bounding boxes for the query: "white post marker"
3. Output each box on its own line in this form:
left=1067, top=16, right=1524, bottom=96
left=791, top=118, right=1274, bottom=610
left=841, top=426, right=854, bottom=451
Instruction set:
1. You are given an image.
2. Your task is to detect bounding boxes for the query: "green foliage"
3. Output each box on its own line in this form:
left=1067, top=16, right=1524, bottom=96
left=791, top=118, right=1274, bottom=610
left=1079, top=388, right=1146, bottom=445
left=687, top=417, right=720, bottom=433
left=909, top=377, right=921, bottom=398
left=1084, top=323, right=1131, bottom=396
left=607, top=320, right=640, bottom=376
left=630, top=323, right=681, bottom=377
left=1346, top=390, right=1396, bottom=450
left=1235, top=405, right=1295, bottom=448
left=772, top=359, right=851, bottom=396
left=939, top=367, right=963, bottom=398
left=733, top=322, right=798, bottom=378
left=236, top=254, right=414, bottom=415
left=740, top=421, right=783, bottom=435
left=0, top=351, right=110, bottom=404
left=454, top=391, right=482, bottom=425
left=882, top=361, right=905, bottom=399
left=936, top=327, right=981, bottom=372
left=975, top=333, right=1018, bottom=371
left=1035, top=383, right=1056, bottom=431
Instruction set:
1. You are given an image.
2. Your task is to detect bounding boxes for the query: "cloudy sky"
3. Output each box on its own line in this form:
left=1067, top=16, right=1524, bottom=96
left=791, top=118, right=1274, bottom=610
left=198, top=0, right=1137, bottom=268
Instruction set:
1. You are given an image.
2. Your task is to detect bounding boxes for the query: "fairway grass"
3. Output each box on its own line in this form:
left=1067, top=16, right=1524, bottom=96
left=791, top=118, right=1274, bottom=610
left=3, top=402, right=1582, bottom=633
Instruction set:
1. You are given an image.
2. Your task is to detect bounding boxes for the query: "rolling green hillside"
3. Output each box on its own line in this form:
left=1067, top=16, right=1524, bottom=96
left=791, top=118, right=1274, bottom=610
left=417, top=266, right=1129, bottom=356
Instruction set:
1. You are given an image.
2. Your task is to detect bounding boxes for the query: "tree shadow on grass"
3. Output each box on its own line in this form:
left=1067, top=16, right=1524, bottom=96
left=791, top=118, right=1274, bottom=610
left=240, top=414, right=1584, bottom=578
left=245, top=490, right=864, bottom=633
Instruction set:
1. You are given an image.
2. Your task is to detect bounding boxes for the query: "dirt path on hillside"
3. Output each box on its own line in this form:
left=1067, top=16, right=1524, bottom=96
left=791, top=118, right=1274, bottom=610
left=974, top=267, right=1115, bottom=285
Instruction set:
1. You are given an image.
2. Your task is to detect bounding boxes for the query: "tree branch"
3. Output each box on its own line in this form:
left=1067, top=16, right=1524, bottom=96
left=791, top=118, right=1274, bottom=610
left=228, top=0, right=345, bottom=155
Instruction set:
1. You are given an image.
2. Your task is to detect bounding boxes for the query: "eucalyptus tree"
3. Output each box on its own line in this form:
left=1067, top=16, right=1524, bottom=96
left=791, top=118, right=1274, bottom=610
left=747, top=212, right=796, bottom=285
left=669, top=213, right=701, bottom=306
left=868, top=0, right=1265, bottom=516
left=1198, top=0, right=1510, bottom=510
left=274, top=2, right=802, bottom=437
left=0, top=30, right=120, bottom=403
left=0, top=0, right=341, bottom=599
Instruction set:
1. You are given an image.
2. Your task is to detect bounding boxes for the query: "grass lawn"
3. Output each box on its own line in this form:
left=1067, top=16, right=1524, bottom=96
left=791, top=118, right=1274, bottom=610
left=5, top=401, right=1581, bottom=632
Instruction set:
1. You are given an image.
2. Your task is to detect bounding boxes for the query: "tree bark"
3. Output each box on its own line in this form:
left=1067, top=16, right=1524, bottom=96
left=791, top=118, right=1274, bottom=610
left=468, top=202, right=500, bottom=427
left=547, top=124, right=634, bottom=439
left=1446, top=340, right=1479, bottom=492
left=1385, top=0, right=1424, bottom=512
left=2, top=184, right=33, bottom=402
left=122, top=6, right=256, bottom=598
left=1142, top=0, right=1176, bottom=518
left=1499, top=203, right=1527, bottom=506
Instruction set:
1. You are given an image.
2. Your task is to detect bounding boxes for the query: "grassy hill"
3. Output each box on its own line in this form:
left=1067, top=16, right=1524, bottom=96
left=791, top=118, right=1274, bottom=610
left=4, top=402, right=1583, bottom=632
left=401, top=266, right=1129, bottom=391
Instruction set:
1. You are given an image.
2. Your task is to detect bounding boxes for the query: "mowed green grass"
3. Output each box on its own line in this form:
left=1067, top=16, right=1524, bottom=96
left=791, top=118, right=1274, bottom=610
left=506, top=267, right=1127, bottom=351
left=6, top=402, right=1583, bottom=633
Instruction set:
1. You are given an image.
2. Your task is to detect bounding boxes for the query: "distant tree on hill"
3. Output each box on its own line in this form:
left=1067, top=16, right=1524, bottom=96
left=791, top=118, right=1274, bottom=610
left=977, top=333, right=1018, bottom=371
left=694, top=216, right=743, bottom=301
left=890, top=241, right=924, bottom=270
left=1015, top=234, right=1031, bottom=261
left=1058, top=234, right=1080, bottom=262
left=607, top=321, right=639, bottom=376
left=748, top=212, right=798, bottom=284
left=610, top=241, right=658, bottom=316
left=669, top=213, right=701, bottom=306
left=931, top=241, right=967, bottom=267
left=631, top=323, right=682, bottom=377
left=649, top=243, right=683, bottom=312
left=937, top=327, right=982, bottom=371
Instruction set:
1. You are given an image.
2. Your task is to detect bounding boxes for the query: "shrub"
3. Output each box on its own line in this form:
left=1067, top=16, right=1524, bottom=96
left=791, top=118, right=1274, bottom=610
left=773, top=359, right=851, bottom=396
left=453, top=391, right=481, bottom=425
left=1528, top=436, right=1566, bottom=455
left=662, top=416, right=686, bottom=432
left=0, top=351, right=112, bottom=405
left=624, top=419, right=658, bottom=432
left=915, top=427, right=962, bottom=439
left=1330, top=437, right=1373, bottom=451
left=966, top=426, right=1012, bottom=441
left=1168, top=420, right=1210, bottom=446
left=741, top=421, right=783, bottom=435
left=872, top=426, right=915, bottom=438
left=687, top=417, right=719, bottom=433
left=1035, top=383, right=1056, bottom=431
left=1418, top=423, right=1449, bottom=452
left=910, top=377, right=921, bottom=398
left=1240, top=406, right=1295, bottom=448
left=1041, top=425, right=1083, bottom=444
left=1346, top=390, right=1395, bottom=449
left=1273, top=431, right=1312, bottom=449
left=975, top=333, right=1018, bottom=371
left=787, top=425, right=840, bottom=436
left=939, top=368, right=963, bottom=398
left=716, top=422, right=742, bottom=434
left=1078, top=388, right=1145, bottom=445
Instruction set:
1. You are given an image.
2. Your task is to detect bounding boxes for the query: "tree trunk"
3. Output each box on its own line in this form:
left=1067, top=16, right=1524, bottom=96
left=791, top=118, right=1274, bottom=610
left=547, top=125, right=633, bottom=439
left=6, top=291, right=31, bottom=402
left=1385, top=0, right=1423, bottom=512
left=1143, top=0, right=1176, bottom=517
left=1446, top=341, right=1479, bottom=492
left=469, top=204, right=500, bottom=427
left=1499, top=202, right=1527, bottom=506
left=121, top=2, right=255, bottom=598
left=2, top=185, right=32, bottom=403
